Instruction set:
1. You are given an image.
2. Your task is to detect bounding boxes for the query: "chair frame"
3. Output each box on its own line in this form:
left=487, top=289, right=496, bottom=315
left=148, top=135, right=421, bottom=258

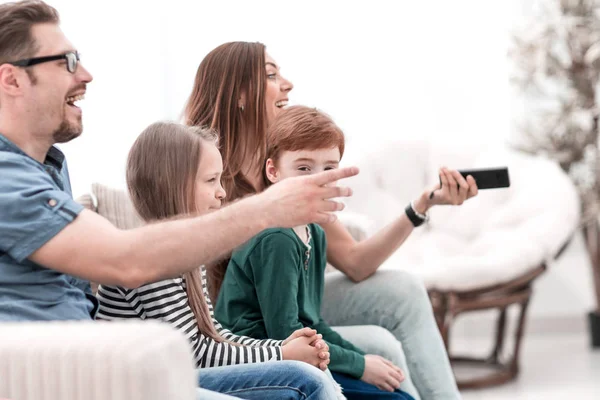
left=428, top=236, right=573, bottom=389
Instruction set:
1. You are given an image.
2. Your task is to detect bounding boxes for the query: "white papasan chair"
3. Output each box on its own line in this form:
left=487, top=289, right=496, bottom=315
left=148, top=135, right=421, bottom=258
left=338, top=139, right=580, bottom=388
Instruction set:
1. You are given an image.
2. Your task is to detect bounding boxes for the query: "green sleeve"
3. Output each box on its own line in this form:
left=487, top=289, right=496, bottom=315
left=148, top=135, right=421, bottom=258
left=248, top=232, right=306, bottom=340
left=313, top=318, right=366, bottom=378
left=313, top=318, right=366, bottom=355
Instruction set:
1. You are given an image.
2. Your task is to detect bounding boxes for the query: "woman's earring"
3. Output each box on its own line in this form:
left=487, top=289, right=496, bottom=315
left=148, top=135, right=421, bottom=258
left=240, top=105, right=245, bottom=112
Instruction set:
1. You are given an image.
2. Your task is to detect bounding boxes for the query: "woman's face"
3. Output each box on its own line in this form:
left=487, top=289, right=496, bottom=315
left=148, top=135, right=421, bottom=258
left=264, top=52, right=294, bottom=125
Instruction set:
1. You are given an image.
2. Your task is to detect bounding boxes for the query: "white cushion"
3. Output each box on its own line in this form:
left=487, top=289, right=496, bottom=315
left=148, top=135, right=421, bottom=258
left=75, top=183, right=143, bottom=230
left=343, top=141, right=580, bottom=291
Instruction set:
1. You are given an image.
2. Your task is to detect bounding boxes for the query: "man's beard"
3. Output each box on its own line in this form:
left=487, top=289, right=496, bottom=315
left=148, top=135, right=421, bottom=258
left=52, top=115, right=82, bottom=143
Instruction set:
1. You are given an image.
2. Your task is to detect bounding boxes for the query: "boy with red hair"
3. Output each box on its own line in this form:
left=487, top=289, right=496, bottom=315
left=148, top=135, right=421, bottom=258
left=215, top=106, right=415, bottom=400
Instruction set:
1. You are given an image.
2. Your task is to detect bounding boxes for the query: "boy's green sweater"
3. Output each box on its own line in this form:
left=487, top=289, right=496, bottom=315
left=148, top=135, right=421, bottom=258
left=215, top=224, right=366, bottom=378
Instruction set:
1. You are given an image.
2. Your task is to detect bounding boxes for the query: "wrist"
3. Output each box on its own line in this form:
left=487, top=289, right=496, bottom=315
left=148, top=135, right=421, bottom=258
left=240, top=193, right=272, bottom=231
left=359, top=354, right=368, bottom=380
left=405, top=196, right=430, bottom=228
left=413, top=191, right=431, bottom=215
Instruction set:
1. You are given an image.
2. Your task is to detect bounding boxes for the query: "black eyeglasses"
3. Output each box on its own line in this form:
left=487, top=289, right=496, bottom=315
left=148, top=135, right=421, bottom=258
left=9, top=51, right=80, bottom=74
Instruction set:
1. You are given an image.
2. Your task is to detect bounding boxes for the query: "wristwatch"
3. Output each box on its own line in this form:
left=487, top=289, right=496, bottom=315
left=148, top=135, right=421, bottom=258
left=405, top=201, right=429, bottom=227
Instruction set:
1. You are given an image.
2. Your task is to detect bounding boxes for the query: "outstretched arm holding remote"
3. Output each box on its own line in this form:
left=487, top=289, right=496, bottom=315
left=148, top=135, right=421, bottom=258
left=325, top=167, right=478, bottom=282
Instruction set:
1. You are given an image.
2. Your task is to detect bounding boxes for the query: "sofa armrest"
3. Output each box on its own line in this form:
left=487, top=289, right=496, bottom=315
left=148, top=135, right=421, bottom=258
left=0, top=320, right=197, bottom=400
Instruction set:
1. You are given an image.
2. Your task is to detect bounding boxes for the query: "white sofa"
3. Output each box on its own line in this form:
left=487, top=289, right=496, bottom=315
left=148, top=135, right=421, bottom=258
left=0, top=320, right=197, bottom=400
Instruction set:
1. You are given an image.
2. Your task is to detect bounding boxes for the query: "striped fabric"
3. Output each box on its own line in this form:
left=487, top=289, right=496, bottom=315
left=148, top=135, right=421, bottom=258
left=96, top=266, right=283, bottom=368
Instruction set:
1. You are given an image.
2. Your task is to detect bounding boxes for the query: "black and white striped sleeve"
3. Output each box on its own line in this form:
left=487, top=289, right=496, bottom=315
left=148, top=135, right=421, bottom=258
left=97, top=273, right=282, bottom=368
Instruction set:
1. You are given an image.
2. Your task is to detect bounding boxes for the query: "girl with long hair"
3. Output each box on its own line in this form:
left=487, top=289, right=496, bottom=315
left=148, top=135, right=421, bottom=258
left=96, top=121, right=341, bottom=400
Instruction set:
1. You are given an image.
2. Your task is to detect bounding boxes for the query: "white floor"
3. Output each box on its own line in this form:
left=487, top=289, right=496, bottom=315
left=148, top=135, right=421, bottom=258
left=456, top=332, right=600, bottom=400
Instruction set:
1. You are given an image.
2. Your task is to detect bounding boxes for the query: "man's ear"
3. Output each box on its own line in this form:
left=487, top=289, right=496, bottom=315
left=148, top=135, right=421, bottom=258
left=265, top=158, right=280, bottom=183
left=0, top=64, right=24, bottom=97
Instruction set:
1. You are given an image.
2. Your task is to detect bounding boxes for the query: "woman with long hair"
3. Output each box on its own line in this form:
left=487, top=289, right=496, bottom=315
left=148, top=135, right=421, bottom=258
left=184, top=42, right=478, bottom=400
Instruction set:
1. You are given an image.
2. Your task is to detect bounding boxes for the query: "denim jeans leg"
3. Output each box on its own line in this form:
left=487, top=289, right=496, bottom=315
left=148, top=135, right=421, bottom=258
left=322, top=270, right=460, bottom=400
left=331, top=325, right=420, bottom=400
left=331, top=372, right=416, bottom=400
left=197, top=388, right=242, bottom=400
left=197, top=360, right=338, bottom=400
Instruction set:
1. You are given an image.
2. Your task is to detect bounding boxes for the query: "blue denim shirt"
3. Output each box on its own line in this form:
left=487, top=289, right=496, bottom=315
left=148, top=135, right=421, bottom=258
left=0, top=133, right=97, bottom=321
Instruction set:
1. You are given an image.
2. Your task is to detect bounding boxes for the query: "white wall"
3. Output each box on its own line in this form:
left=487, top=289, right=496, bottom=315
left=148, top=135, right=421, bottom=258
left=37, top=0, right=595, bottom=325
left=44, top=0, right=172, bottom=198
left=41, top=0, right=517, bottom=196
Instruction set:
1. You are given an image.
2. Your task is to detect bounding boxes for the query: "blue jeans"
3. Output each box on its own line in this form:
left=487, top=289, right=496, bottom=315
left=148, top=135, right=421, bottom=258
left=322, top=270, right=460, bottom=400
left=197, top=388, right=241, bottom=399
left=197, top=360, right=338, bottom=400
left=332, top=326, right=419, bottom=399
left=331, top=372, right=415, bottom=400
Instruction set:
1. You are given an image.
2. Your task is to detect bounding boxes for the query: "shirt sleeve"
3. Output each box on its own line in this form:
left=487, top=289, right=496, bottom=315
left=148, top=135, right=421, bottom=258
left=313, top=318, right=366, bottom=378
left=313, top=318, right=366, bottom=355
left=99, top=278, right=282, bottom=368
left=245, top=232, right=308, bottom=340
left=0, top=154, right=83, bottom=262
left=311, top=225, right=366, bottom=377
left=200, top=266, right=284, bottom=355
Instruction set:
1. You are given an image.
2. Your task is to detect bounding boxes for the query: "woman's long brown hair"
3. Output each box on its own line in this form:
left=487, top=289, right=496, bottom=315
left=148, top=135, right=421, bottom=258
left=184, top=42, right=268, bottom=301
left=184, top=41, right=267, bottom=203
left=126, top=121, right=225, bottom=343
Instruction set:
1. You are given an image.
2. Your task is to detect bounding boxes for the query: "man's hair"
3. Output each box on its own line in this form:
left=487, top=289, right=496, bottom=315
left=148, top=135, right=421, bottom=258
left=0, top=1, right=60, bottom=65
left=126, top=121, right=227, bottom=344
left=266, top=105, right=345, bottom=169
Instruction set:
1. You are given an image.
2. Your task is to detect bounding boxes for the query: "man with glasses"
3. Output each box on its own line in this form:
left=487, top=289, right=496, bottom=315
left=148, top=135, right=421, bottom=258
left=10, top=51, right=80, bottom=73
left=0, top=1, right=357, bottom=399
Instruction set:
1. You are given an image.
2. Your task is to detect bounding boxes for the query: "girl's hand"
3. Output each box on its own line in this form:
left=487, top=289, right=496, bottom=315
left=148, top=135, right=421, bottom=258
left=310, top=336, right=330, bottom=371
left=282, top=327, right=317, bottom=345
left=282, top=335, right=330, bottom=370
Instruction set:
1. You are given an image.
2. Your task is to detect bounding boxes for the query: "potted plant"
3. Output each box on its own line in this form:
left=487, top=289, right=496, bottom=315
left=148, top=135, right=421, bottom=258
left=510, top=0, right=600, bottom=346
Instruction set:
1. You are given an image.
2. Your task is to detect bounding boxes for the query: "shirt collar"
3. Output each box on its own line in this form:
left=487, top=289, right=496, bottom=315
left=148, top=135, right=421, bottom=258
left=0, top=132, right=65, bottom=169
left=45, top=146, right=65, bottom=169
